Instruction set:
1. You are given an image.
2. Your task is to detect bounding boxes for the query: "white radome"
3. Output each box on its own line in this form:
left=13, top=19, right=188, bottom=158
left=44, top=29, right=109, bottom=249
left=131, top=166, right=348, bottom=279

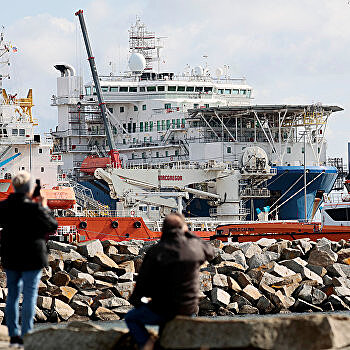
left=215, top=67, right=223, bottom=78
left=194, top=65, right=203, bottom=76
left=128, top=53, right=146, bottom=72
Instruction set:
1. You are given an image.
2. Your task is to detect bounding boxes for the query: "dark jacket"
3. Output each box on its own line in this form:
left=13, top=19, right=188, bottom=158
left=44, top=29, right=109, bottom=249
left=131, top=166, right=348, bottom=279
left=129, top=230, right=215, bottom=318
left=0, top=193, right=58, bottom=271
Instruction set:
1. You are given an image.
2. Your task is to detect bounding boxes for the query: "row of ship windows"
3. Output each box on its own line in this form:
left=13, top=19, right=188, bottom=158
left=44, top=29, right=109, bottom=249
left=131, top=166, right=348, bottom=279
left=131, top=150, right=179, bottom=159
left=226, top=146, right=320, bottom=154
left=0, top=129, right=26, bottom=136
left=86, top=85, right=251, bottom=96
left=114, top=103, right=206, bottom=114
left=119, top=119, right=186, bottom=134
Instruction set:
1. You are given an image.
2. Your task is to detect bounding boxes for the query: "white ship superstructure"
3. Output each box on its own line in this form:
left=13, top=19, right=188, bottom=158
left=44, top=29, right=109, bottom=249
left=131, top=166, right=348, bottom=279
left=0, top=29, right=59, bottom=187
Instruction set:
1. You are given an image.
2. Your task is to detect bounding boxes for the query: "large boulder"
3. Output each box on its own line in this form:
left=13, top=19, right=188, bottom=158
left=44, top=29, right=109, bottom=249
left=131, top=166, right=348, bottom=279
left=308, top=245, right=338, bottom=267
left=77, top=240, right=104, bottom=258
left=24, top=322, right=126, bottom=350
left=160, top=314, right=350, bottom=349
left=211, top=288, right=231, bottom=306
left=93, top=252, right=118, bottom=269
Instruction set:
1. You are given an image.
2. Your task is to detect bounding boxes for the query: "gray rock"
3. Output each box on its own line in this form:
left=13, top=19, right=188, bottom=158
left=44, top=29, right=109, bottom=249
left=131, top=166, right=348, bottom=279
left=255, top=238, right=277, bottom=248
left=94, top=307, right=120, bottom=321
left=226, top=302, right=239, bottom=313
left=227, top=277, right=241, bottom=292
left=327, top=263, right=350, bottom=278
left=231, top=295, right=252, bottom=308
left=71, top=294, right=93, bottom=306
left=212, top=274, right=229, bottom=288
left=293, top=299, right=323, bottom=312
left=99, top=297, right=130, bottom=309
left=281, top=248, right=302, bottom=260
left=34, top=306, right=47, bottom=322
left=77, top=240, right=104, bottom=258
left=241, top=285, right=262, bottom=304
left=279, top=257, right=307, bottom=272
left=296, top=285, right=327, bottom=305
left=116, top=243, right=139, bottom=255
left=47, top=241, right=77, bottom=253
left=260, top=272, right=284, bottom=286
left=113, top=282, right=135, bottom=300
left=334, top=286, right=350, bottom=298
left=266, top=262, right=295, bottom=278
left=199, top=297, right=216, bottom=312
left=222, top=244, right=240, bottom=254
left=323, top=274, right=333, bottom=285
left=271, top=290, right=295, bottom=310
left=118, top=272, right=134, bottom=282
left=337, top=248, right=350, bottom=261
left=69, top=269, right=94, bottom=285
left=221, top=250, right=248, bottom=270
left=256, top=295, right=274, bottom=314
left=238, top=305, right=259, bottom=314
left=199, top=271, right=212, bottom=292
left=240, top=242, right=262, bottom=259
left=49, top=249, right=84, bottom=262
left=112, top=305, right=133, bottom=317
left=211, top=288, right=231, bottom=306
left=216, top=261, right=246, bottom=274
left=52, top=299, right=74, bottom=321
left=308, top=245, right=338, bottom=267
left=37, top=296, right=53, bottom=310
left=328, top=295, right=350, bottom=311
left=332, top=277, right=350, bottom=289
left=93, top=252, right=118, bottom=269
left=93, top=271, right=119, bottom=284
left=70, top=300, right=93, bottom=317
left=296, top=239, right=313, bottom=255
left=232, top=272, right=252, bottom=288
left=306, top=264, right=327, bottom=277
left=248, top=252, right=277, bottom=269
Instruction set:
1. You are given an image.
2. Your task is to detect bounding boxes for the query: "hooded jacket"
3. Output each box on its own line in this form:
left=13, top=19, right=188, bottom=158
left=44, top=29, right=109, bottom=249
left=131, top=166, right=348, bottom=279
left=0, top=193, right=58, bottom=270
left=129, top=230, right=215, bottom=318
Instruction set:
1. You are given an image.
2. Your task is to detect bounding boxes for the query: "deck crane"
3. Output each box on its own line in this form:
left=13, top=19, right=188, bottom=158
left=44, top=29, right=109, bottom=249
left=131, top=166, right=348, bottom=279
left=75, top=9, right=121, bottom=168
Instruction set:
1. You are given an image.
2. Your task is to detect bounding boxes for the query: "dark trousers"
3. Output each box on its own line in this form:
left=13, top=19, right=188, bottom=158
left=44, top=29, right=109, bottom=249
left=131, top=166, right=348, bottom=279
left=125, top=304, right=168, bottom=347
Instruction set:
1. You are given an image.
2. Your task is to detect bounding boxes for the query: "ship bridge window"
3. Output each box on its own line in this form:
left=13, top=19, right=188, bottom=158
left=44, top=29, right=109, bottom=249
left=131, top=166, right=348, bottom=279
left=165, top=103, right=171, bottom=109
left=129, top=87, right=137, bottom=92
left=93, top=87, right=96, bottom=94
left=224, top=89, right=231, bottom=94
left=218, top=89, right=224, bottom=94
left=186, top=86, right=194, bottom=92
left=85, top=86, right=92, bottom=95
left=12, top=129, right=18, bottom=136
left=177, top=86, right=185, bottom=92
left=147, top=86, right=156, bottom=92
left=232, top=89, right=239, bottom=95
left=0, top=182, right=10, bottom=193
left=247, top=90, right=251, bottom=97
left=110, top=87, right=118, bottom=92
left=240, top=89, right=247, bottom=95
left=119, top=87, right=128, bottom=92
left=227, top=146, right=232, bottom=153
left=120, top=106, right=125, bottom=113
left=168, top=86, right=176, bottom=92
left=142, top=104, right=147, bottom=110
left=39, top=148, right=43, bottom=154
left=140, top=87, right=146, bottom=92
left=157, top=86, right=165, bottom=92
left=101, top=86, right=109, bottom=92
left=325, top=208, right=350, bottom=221
left=204, top=87, right=213, bottom=93
left=19, top=129, right=25, bottom=136
left=195, top=86, right=203, bottom=92
left=287, top=147, right=291, bottom=154
left=134, top=106, right=138, bottom=111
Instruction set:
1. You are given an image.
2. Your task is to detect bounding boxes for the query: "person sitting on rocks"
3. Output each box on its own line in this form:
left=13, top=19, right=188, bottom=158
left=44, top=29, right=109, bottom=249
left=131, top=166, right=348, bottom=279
left=0, top=171, right=58, bottom=347
left=125, top=212, right=215, bottom=350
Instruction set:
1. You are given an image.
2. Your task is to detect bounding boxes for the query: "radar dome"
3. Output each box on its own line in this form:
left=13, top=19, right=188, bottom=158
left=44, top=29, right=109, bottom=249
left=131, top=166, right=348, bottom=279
left=215, top=67, right=223, bottom=78
left=194, top=65, right=203, bottom=76
left=128, top=53, right=146, bottom=72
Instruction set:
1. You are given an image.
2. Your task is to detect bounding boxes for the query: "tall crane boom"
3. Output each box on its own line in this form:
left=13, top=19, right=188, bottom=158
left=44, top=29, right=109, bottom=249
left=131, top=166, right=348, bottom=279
left=75, top=9, right=121, bottom=168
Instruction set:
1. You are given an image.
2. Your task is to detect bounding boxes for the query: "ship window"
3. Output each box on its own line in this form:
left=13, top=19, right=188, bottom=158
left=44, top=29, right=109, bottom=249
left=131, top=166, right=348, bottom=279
left=218, top=89, right=224, bottom=94
left=85, top=86, right=92, bottom=95
left=204, top=104, right=209, bottom=108
left=123, top=139, right=126, bottom=144
left=140, top=122, right=144, bottom=132
left=240, top=89, right=247, bottom=95
left=157, top=121, right=161, bottom=131
left=140, top=87, right=146, bottom=92
left=302, top=147, right=304, bottom=154
left=181, top=118, right=186, bottom=126
left=168, top=86, right=176, bottom=91
left=15, top=148, right=18, bottom=153
left=166, top=151, right=169, bottom=157
left=175, top=150, right=179, bottom=156
left=39, top=148, right=42, bottom=154
left=166, top=120, right=171, bottom=129
left=133, top=123, right=136, bottom=133
left=194, top=103, right=199, bottom=108
left=162, top=120, right=165, bottom=130
left=247, top=90, right=251, bottom=97
left=224, top=89, right=231, bottom=94
left=165, top=103, right=171, bottom=110
left=93, top=87, right=96, bottom=94
left=195, top=86, right=203, bottom=92
left=172, top=119, right=175, bottom=128
left=147, top=86, right=156, bottom=92
left=12, top=129, right=18, bottom=136
left=110, top=87, right=118, bottom=92
left=227, top=146, right=232, bottom=154
left=142, top=152, right=146, bottom=159
left=325, top=208, right=350, bottom=221
left=144, top=137, right=147, bottom=143
left=132, top=153, right=135, bottom=159
left=120, top=106, right=125, bottom=113
left=129, top=87, right=137, bottom=92
left=101, top=86, right=109, bottom=92
left=177, top=86, right=185, bottom=92
left=318, top=147, right=320, bottom=153
left=150, top=136, right=152, bottom=142
left=186, top=86, right=194, bottom=92
left=134, top=106, right=138, bottom=111
left=19, top=129, right=25, bottom=136
left=120, top=87, right=128, bottom=92
left=145, top=122, right=149, bottom=132
left=123, top=123, right=127, bottom=134
left=133, top=138, right=136, bottom=143
left=142, top=104, right=146, bottom=110
left=176, top=119, right=180, bottom=128
left=150, top=121, right=154, bottom=131
left=108, top=107, right=113, bottom=114
left=232, top=89, right=239, bottom=95
left=156, top=151, right=159, bottom=158
left=41, top=167, right=44, bottom=173
left=157, top=86, right=165, bottom=92
left=204, top=87, right=212, bottom=93
left=287, top=147, right=291, bottom=154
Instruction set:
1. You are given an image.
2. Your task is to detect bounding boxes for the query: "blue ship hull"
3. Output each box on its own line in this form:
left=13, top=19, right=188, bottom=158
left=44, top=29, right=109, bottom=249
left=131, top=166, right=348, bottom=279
left=80, top=166, right=337, bottom=221
left=252, top=166, right=337, bottom=221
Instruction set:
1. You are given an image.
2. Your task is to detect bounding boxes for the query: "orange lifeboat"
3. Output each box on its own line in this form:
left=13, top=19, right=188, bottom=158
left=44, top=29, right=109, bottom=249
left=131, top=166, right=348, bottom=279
left=0, top=179, right=14, bottom=201
left=41, top=187, right=76, bottom=210
left=80, top=156, right=110, bottom=174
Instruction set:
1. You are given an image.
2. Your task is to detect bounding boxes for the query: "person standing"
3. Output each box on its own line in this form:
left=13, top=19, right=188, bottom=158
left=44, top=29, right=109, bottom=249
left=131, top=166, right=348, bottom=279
left=0, top=171, right=58, bottom=347
left=125, top=213, right=215, bottom=350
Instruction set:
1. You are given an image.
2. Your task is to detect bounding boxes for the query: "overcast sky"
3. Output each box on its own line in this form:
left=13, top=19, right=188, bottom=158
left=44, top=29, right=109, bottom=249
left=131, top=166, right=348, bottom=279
left=2, top=0, right=350, bottom=162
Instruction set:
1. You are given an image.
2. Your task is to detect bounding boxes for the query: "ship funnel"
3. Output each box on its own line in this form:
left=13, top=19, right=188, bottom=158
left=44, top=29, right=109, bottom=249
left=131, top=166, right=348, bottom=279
left=54, top=63, right=76, bottom=77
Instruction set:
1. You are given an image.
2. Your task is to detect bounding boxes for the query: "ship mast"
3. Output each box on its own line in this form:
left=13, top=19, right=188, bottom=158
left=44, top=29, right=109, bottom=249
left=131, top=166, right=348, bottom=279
left=0, top=26, right=10, bottom=102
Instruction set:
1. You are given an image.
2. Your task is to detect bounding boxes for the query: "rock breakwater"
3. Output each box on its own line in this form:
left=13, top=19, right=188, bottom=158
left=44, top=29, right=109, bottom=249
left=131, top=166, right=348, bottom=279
left=0, top=236, right=349, bottom=324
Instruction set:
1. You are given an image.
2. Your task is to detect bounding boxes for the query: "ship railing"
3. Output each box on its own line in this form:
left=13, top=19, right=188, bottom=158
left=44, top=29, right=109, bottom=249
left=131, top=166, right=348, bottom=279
left=240, top=188, right=270, bottom=198
left=209, top=207, right=250, bottom=217
left=56, top=226, right=78, bottom=235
